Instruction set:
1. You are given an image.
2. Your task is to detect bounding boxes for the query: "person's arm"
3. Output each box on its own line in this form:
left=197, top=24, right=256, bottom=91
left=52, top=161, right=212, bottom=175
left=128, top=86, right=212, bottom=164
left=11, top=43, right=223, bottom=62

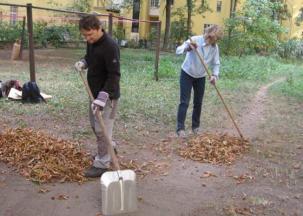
left=176, top=36, right=201, bottom=55
left=211, top=45, right=220, bottom=77
left=83, top=43, right=89, bottom=66
left=176, top=40, right=190, bottom=55
left=102, top=45, right=120, bottom=98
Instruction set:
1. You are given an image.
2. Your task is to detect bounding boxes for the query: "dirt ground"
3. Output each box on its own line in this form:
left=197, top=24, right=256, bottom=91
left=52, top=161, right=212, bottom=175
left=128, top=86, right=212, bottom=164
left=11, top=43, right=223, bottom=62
left=0, top=50, right=302, bottom=216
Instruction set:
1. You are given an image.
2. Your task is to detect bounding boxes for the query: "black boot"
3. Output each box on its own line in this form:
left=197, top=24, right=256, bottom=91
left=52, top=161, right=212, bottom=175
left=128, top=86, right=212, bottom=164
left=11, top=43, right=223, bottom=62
left=84, top=166, right=108, bottom=178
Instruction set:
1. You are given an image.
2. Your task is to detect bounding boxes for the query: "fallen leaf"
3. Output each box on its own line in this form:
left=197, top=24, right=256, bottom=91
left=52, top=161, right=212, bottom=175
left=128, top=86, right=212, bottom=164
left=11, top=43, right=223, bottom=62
left=38, top=188, right=50, bottom=193
left=57, top=194, right=69, bottom=200
left=293, top=163, right=301, bottom=169
left=201, top=171, right=217, bottom=178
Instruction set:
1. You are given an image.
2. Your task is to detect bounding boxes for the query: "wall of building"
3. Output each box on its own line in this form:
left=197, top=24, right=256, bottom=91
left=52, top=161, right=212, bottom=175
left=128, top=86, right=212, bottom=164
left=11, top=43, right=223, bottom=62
left=283, top=0, right=303, bottom=39
left=1, top=0, right=301, bottom=40
left=0, top=0, right=120, bottom=24
left=159, top=0, right=232, bottom=37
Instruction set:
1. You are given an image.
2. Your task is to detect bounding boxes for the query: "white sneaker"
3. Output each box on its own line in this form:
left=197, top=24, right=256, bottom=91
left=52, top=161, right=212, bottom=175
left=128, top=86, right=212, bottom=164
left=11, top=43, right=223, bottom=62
left=177, top=130, right=186, bottom=138
left=192, top=128, right=202, bottom=135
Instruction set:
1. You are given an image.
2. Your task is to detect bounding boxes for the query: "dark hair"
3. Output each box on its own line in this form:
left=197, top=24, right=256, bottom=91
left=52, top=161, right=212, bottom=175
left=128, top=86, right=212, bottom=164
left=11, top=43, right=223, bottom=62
left=79, top=15, right=101, bottom=31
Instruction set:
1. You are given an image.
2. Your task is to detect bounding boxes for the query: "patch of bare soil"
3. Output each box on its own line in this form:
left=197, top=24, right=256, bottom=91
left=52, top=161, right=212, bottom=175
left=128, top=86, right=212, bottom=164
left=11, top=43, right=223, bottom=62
left=239, top=78, right=285, bottom=138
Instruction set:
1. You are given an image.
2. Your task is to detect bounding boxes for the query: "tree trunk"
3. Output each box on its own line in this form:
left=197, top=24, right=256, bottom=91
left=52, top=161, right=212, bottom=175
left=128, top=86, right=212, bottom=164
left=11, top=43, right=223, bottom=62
left=233, top=0, right=238, bottom=13
left=163, top=0, right=172, bottom=49
left=227, top=0, right=237, bottom=55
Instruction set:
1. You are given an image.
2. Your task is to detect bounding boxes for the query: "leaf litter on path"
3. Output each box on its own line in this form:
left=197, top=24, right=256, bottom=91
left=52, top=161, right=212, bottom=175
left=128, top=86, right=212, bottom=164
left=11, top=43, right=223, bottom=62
left=119, top=158, right=170, bottom=179
left=178, top=133, right=250, bottom=165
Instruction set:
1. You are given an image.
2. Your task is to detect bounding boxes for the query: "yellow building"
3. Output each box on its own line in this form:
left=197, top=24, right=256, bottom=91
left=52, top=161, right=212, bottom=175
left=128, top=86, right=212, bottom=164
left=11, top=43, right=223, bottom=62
left=121, top=0, right=302, bottom=40
left=0, top=0, right=121, bottom=24
left=0, top=0, right=302, bottom=40
left=0, top=0, right=74, bottom=23
left=283, top=0, right=303, bottom=39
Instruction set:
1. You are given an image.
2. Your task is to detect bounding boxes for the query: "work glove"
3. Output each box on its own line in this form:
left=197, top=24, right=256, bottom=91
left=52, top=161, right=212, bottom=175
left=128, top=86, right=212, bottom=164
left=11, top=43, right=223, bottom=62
left=74, top=60, right=87, bottom=72
left=91, top=91, right=109, bottom=114
left=186, top=42, right=198, bottom=52
left=209, top=75, right=217, bottom=86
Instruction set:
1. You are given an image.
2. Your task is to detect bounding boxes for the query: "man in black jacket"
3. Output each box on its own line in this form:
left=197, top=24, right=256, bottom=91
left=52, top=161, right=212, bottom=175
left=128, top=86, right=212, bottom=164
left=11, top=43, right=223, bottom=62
left=75, top=15, right=120, bottom=178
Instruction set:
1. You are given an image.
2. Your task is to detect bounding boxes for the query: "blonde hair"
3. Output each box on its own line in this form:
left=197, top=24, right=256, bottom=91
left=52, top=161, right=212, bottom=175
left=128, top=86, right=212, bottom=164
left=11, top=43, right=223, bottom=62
left=204, top=25, right=223, bottom=40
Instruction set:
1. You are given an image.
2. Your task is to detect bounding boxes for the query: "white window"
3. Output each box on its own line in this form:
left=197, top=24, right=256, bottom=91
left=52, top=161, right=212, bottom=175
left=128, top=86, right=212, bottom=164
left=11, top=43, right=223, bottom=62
left=10, top=6, right=18, bottom=25
left=203, top=24, right=212, bottom=33
left=151, top=0, right=159, bottom=8
left=216, top=1, right=222, bottom=12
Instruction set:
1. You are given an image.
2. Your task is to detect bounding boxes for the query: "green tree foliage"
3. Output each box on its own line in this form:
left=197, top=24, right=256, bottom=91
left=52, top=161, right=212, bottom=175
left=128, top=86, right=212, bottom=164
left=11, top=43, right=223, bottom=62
left=169, top=1, right=211, bottom=46
left=0, top=21, right=24, bottom=43
left=223, top=0, right=287, bottom=56
left=170, top=7, right=188, bottom=46
left=185, top=0, right=211, bottom=36
left=67, top=0, right=92, bottom=12
left=0, top=20, right=81, bottom=48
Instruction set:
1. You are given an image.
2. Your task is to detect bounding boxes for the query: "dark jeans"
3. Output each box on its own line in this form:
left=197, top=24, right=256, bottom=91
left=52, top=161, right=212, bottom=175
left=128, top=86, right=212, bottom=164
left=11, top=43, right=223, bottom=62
left=177, top=70, right=205, bottom=132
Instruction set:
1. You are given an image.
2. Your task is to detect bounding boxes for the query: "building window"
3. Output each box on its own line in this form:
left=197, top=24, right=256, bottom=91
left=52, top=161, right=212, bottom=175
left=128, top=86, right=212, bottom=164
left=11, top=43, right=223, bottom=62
left=131, top=0, right=140, bottom=32
left=216, top=1, right=222, bottom=12
left=10, top=6, right=18, bottom=25
left=203, top=24, right=212, bottom=33
left=151, top=0, right=159, bottom=8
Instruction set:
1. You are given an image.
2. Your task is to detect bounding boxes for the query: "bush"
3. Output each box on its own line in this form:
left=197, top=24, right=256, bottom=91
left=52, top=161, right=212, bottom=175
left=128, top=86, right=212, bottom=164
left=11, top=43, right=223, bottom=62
left=276, top=39, right=303, bottom=59
left=0, top=21, right=24, bottom=43
left=0, top=21, right=81, bottom=48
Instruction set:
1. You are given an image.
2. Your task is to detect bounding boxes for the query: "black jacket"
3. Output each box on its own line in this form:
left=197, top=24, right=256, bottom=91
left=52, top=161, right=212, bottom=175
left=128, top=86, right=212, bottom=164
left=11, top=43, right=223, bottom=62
left=84, top=32, right=120, bottom=99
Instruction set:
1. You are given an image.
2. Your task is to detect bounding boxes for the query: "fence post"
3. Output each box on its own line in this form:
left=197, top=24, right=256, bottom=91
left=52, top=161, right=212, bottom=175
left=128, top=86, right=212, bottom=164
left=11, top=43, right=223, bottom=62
left=26, top=3, right=36, bottom=82
left=154, top=21, right=161, bottom=81
left=19, top=16, right=26, bottom=60
left=108, top=13, right=113, bottom=36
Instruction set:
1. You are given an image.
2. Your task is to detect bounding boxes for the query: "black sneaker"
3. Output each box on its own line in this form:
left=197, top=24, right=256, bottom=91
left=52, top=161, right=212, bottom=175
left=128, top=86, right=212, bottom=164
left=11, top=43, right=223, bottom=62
left=84, top=166, right=108, bottom=178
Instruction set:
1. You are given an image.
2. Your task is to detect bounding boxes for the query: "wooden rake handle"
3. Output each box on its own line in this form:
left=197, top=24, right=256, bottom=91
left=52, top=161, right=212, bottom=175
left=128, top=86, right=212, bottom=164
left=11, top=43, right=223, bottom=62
left=78, top=70, right=121, bottom=170
left=189, top=38, right=244, bottom=139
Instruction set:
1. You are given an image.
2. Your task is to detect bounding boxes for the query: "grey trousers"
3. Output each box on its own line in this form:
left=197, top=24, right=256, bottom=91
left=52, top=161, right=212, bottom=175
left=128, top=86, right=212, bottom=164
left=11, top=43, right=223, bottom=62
left=89, top=99, right=118, bottom=169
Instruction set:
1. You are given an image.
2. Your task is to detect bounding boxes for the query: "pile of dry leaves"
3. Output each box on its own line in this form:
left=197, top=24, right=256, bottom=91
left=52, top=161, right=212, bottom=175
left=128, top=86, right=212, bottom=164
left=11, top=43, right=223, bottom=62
left=178, top=133, right=250, bottom=165
left=0, top=128, right=91, bottom=183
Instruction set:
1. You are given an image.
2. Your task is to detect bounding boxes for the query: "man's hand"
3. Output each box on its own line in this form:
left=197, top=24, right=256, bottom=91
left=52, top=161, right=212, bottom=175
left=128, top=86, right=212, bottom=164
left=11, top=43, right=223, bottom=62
left=91, top=91, right=109, bottom=114
left=209, top=75, right=217, bottom=85
left=74, top=60, right=87, bottom=72
left=186, top=42, right=198, bottom=52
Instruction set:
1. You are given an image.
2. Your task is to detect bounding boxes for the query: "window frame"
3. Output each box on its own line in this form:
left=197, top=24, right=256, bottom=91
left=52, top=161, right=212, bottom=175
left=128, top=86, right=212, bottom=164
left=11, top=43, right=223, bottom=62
left=216, top=0, right=222, bottom=13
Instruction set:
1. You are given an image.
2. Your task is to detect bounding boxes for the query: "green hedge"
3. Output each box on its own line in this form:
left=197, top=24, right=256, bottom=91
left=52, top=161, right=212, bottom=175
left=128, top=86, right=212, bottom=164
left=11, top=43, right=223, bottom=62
left=0, top=21, right=82, bottom=48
